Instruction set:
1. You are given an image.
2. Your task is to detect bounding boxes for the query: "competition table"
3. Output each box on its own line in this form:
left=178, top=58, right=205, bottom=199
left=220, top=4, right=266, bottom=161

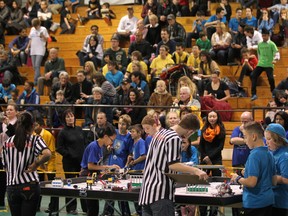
left=40, top=177, right=242, bottom=216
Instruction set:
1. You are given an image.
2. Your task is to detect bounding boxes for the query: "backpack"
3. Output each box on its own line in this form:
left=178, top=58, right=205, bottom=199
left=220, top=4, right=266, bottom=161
left=221, top=76, right=247, bottom=97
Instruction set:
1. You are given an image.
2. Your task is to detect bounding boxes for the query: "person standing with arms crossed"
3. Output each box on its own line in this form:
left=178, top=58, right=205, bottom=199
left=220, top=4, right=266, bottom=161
left=1, top=112, right=51, bottom=216
left=139, top=113, right=208, bottom=216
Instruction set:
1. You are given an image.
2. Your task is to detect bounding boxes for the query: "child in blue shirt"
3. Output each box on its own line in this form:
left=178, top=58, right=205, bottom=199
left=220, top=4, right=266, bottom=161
left=127, top=124, right=147, bottom=170
left=232, top=121, right=277, bottom=216
left=265, top=123, right=288, bottom=216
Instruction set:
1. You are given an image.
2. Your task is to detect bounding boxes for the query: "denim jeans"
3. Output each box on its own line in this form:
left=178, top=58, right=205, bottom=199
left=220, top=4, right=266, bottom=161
left=142, top=199, right=174, bottom=216
left=31, top=55, right=43, bottom=84
left=6, top=182, right=40, bottom=216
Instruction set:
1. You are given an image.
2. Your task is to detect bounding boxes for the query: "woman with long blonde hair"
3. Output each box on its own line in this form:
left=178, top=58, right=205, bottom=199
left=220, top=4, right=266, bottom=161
left=84, top=61, right=97, bottom=81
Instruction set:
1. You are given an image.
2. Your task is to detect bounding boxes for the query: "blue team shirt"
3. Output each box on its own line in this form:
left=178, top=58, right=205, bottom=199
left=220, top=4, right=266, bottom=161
left=181, top=146, right=199, bottom=165
left=108, top=130, right=133, bottom=168
left=207, top=15, right=226, bottom=24
left=271, top=146, right=288, bottom=209
left=81, top=141, right=103, bottom=169
left=229, top=18, right=242, bottom=32
left=105, top=70, right=124, bottom=88
left=145, top=135, right=152, bottom=150
left=243, top=146, right=276, bottom=208
left=243, top=16, right=258, bottom=28
left=132, top=138, right=147, bottom=170
left=230, top=126, right=251, bottom=166
left=193, top=20, right=207, bottom=33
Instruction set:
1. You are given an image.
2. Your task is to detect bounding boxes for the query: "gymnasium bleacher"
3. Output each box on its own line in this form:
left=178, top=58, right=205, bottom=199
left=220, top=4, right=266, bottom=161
left=5, top=2, right=288, bottom=175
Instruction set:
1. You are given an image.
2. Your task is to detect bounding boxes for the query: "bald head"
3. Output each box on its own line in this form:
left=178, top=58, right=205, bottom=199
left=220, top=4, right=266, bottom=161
left=240, top=111, right=253, bottom=124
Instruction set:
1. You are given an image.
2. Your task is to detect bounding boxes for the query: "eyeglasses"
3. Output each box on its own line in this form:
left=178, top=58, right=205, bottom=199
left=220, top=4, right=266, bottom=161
left=108, top=136, right=115, bottom=143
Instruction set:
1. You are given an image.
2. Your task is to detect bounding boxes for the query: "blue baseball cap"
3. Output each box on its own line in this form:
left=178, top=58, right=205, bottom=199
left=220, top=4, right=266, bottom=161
left=265, top=123, right=288, bottom=143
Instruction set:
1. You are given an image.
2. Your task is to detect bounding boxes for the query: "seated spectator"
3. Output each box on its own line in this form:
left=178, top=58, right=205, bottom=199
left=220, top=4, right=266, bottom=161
left=84, top=35, right=103, bottom=69
left=100, top=2, right=116, bottom=26
left=196, top=31, right=211, bottom=51
left=244, top=25, right=263, bottom=51
left=167, top=14, right=186, bottom=45
left=201, top=74, right=232, bottom=121
left=196, top=51, right=220, bottom=96
left=131, top=71, right=150, bottom=104
left=5, top=1, right=25, bottom=35
left=37, top=48, right=66, bottom=96
left=265, top=100, right=279, bottom=125
left=0, top=50, right=22, bottom=85
left=126, top=60, right=145, bottom=80
left=203, top=71, right=230, bottom=102
left=145, top=14, right=161, bottom=52
left=204, top=7, right=226, bottom=40
left=273, top=111, right=288, bottom=139
left=113, top=78, right=133, bottom=119
left=148, top=79, right=173, bottom=115
left=174, top=86, right=201, bottom=111
left=237, top=48, right=258, bottom=87
left=128, top=30, right=152, bottom=64
left=176, top=76, right=198, bottom=100
left=156, top=0, right=171, bottom=27
left=84, top=61, right=97, bottom=81
left=77, top=25, right=104, bottom=66
left=187, top=45, right=201, bottom=73
left=191, top=0, right=211, bottom=17
left=274, top=69, right=288, bottom=96
left=121, top=88, right=147, bottom=125
left=229, top=8, right=243, bottom=35
left=59, top=0, right=76, bottom=34
left=177, top=0, right=190, bottom=17
left=105, top=61, right=124, bottom=91
left=22, top=0, right=40, bottom=27
left=49, top=71, right=72, bottom=103
left=274, top=90, right=288, bottom=107
left=126, top=51, right=148, bottom=76
left=92, top=72, right=116, bottom=103
left=165, top=110, right=180, bottom=128
left=47, top=89, right=69, bottom=128
left=172, top=43, right=189, bottom=64
left=7, top=88, right=18, bottom=104
left=258, top=9, right=274, bottom=34
left=268, top=0, right=288, bottom=24
left=210, top=22, right=232, bottom=65
left=8, top=28, right=29, bottom=66
left=0, top=79, right=16, bottom=105
left=101, top=53, right=112, bottom=76
left=151, top=44, right=175, bottom=79
left=0, top=0, right=10, bottom=28
left=227, top=22, right=247, bottom=64
left=38, top=0, right=53, bottom=30
left=17, top=81, right=40, bottom=113
left=141, top=0, right=158, bottom=24
left=219, top=0, right=231, bottom=22
left=116, top=6, right=138, bottom=42
left=186, top=11, right=206, bottom=48
left=243, top=8, right=257, bottom=29
left=48, top=0, right=63, bottom=15
left=133, top=19, right=148, bottom=41
left=274, top=8, right=288, bottom=47
left=102, top=35, right=128, bottom=73
left=84, top=87, right=113, bottom=127
left=156, top=28, right=176, bottom=55
left=86, top=0, right=101, bottom=19
left=240, top=0, right=256, bottom=9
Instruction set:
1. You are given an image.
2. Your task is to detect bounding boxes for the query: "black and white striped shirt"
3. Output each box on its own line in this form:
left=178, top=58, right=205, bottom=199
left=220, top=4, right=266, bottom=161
left=139, top=128, right=181, bottom=205
left=1, top=135, right=48, bottom=185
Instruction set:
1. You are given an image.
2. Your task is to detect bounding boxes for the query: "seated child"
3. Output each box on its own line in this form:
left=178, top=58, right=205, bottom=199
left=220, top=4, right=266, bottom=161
left=0, top=79, right=16, bottom=105
left=196, top=31, right=211, bottom=51
left=100, top=2, right=116, bottom=26
left=237, top=48, right=258, bottom=87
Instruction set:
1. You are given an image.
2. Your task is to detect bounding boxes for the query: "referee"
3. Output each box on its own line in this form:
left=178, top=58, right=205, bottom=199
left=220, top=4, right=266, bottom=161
left=1, top=112, right=51, bottom=216
left=139, top=113, right=208, bottom=216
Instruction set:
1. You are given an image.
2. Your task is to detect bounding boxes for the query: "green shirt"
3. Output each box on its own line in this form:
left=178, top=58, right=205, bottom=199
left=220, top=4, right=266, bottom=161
left=196, top=38, right=211, bottom=51
left=257, top=40, right=278, bottom=68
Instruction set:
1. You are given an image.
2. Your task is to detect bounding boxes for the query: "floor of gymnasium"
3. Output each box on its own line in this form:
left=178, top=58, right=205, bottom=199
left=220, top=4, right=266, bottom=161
left=0, top=196, right=235, bottom=215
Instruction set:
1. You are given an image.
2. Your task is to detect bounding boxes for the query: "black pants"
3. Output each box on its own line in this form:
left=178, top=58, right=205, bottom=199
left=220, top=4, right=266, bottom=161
left=251, top=66, right=275, bottom=95
left=210, top=49, right=228, bottom=65
left=243, top=205, right=273, bottom=216
left=0, top=161, right=6, bottom=206
left=6, top=183, right=40, bottom=216
left=238, top=64, right=252, bottom=84
left=62, top=158, right=82, bottom=212
left=186, top=32, right=199, bottom=48
left=271, top=207, right=288, bottom=216
left=227, top=47, right=241, bottom=63
left=191, top=4, right=208, bottom=16
left=102, top=200, right=131, bottom=216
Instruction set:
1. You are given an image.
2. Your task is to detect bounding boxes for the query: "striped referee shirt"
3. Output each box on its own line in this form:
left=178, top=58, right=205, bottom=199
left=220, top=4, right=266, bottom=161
left=1, top=135, right=48, bottom=186
left=139, top=128, right=181, bottom=205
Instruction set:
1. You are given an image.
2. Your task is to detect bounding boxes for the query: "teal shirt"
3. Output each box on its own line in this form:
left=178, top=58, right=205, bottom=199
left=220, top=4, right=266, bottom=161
left=257, top=40, right=278, bottom=68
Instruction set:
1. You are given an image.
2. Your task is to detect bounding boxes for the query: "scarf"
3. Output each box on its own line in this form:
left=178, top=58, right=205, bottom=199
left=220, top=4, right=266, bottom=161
left=203, top=125, right=220, bottom=143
